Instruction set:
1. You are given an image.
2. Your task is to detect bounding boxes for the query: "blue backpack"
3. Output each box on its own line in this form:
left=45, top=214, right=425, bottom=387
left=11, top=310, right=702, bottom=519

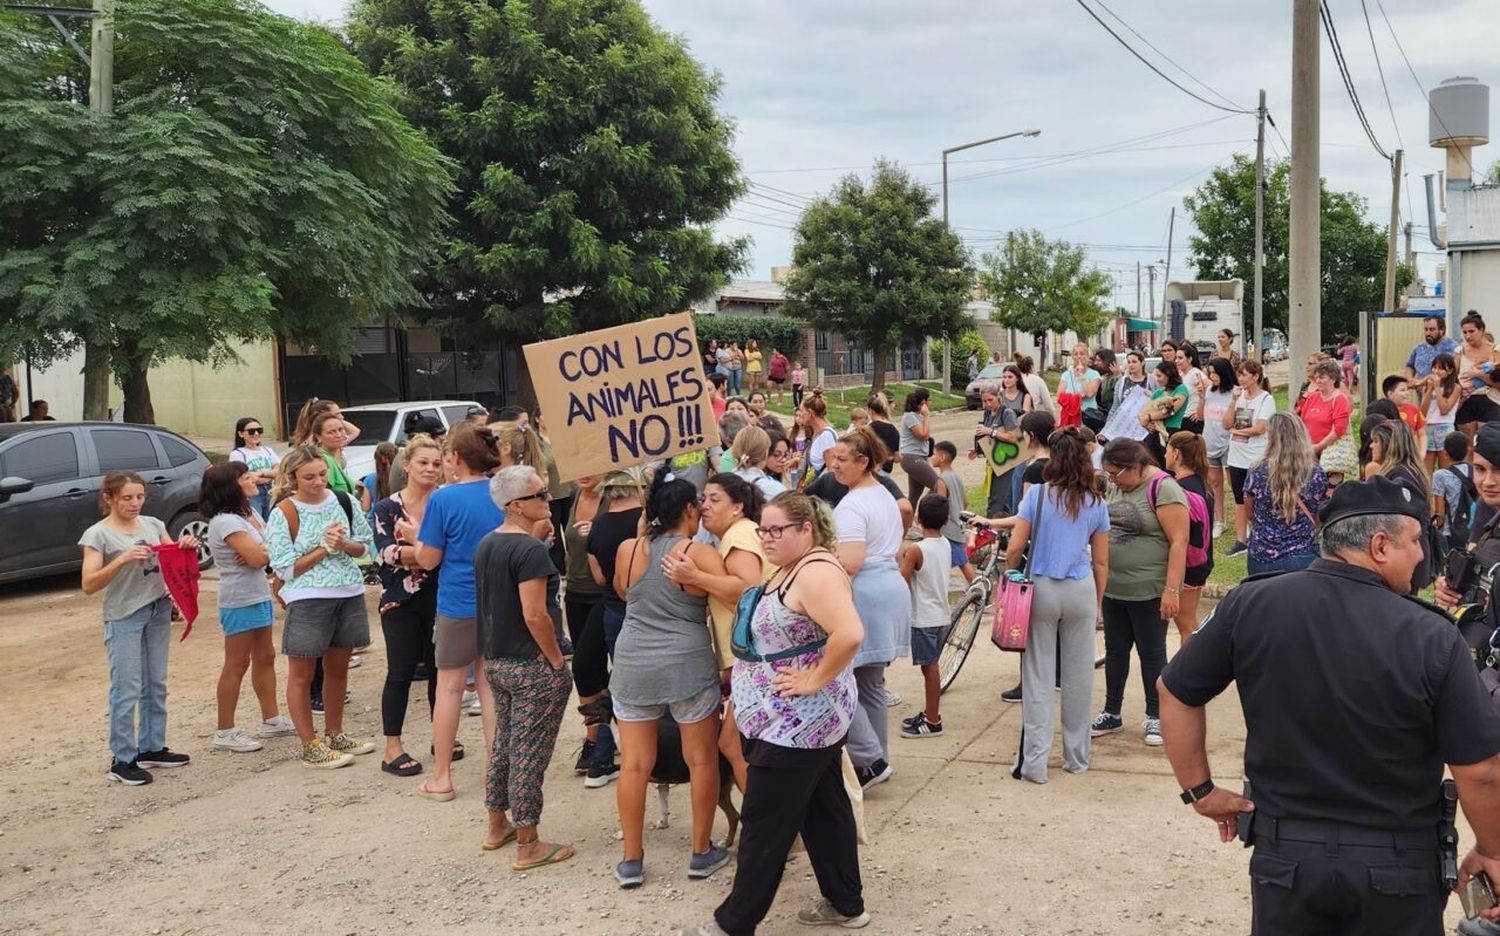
left=730, top=555, right=840, bottom=663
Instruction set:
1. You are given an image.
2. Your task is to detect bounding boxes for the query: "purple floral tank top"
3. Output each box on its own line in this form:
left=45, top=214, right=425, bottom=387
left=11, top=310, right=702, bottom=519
left=731, top=584, right=857, bottom=749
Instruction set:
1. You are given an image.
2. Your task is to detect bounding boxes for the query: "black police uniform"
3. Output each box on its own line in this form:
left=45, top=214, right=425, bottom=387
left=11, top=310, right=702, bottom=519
left=1162, top=558, right=1500, bottom=935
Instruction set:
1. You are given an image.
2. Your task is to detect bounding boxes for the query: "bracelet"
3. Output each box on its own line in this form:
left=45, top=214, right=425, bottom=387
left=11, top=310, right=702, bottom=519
left=1163, top=586, right=1180, bottom=595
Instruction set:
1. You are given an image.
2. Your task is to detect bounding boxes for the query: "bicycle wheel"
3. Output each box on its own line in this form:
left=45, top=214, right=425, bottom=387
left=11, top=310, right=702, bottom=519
left=1094, top=620, right=1106, bottom=669
left=939, top=588, right=988, bottom=693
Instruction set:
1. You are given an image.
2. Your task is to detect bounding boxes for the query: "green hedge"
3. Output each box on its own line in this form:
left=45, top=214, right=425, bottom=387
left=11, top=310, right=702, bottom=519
left=693, top=314, right=804, bottom=358
left=928, top=329, right=991, bottom=388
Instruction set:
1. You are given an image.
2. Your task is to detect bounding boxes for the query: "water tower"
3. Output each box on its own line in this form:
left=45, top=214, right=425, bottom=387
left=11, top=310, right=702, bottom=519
left=1430, top=76, right=1490, bottom=183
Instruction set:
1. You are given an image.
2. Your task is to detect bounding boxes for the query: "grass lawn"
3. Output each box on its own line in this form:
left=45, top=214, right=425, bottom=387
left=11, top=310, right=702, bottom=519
left=763, top=380, right=966, bottom=425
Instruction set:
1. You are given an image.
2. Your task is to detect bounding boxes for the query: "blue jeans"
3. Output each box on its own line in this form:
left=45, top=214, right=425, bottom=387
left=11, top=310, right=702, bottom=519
left=104, top=596, right=173, bottom=763
left=1247, top=551, right=1318, bottom=576
left=729, top=369, right=742, bottom=395
left=249, top=487, right=270, bottom=520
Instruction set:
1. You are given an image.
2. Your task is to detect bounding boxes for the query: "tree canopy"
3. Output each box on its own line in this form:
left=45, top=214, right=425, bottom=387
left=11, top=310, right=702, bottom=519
left=348, top=0, right=746, bottom=402
left=1182, top=154, right=1411, bottom=343
left=0, top=0, right=452, bottom=422
left=780, top=161, right=973, bottom=390
left=978, top=229, right=1112, bottom=341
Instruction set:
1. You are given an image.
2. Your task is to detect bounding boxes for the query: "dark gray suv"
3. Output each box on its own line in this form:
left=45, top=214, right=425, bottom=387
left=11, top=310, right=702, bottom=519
left=0, top=422, right=211, bottom=585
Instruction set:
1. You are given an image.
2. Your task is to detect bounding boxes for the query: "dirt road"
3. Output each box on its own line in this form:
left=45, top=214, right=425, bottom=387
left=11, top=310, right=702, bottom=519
left=0, top=400, right=1474, bottom=935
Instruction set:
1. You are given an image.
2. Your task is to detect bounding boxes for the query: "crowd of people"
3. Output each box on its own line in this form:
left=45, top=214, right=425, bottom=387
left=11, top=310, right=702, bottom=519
left=77, top=316, right=1500, bottom=932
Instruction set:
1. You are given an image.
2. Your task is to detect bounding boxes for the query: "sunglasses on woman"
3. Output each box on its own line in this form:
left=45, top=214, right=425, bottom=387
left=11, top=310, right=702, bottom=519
left=508, top=490, right=551, bottom=506
left=244, top=427, right=264, bottom=436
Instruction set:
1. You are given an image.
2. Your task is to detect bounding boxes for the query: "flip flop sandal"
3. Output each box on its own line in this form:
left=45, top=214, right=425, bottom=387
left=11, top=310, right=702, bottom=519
left=381, top=753, right=423, bottom=777
left=512, top=843, right=575, bottom=872
left=431, top=742, right=465, bottom=762
left=417, top=784, right=456, bottom=802
left=481, top=828, right=518, bottom=852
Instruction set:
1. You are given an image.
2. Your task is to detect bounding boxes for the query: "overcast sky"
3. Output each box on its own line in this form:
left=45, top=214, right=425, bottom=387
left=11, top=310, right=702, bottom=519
left=267, top=0, right=1497, bottom=312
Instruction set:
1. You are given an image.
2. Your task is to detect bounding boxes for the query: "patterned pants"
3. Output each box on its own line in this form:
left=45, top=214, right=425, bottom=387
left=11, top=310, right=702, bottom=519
left=484, top=656, right=573, bottom=827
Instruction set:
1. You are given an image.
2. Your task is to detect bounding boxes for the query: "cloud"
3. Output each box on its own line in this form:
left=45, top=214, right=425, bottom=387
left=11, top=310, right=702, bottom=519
left=265, top=0, right=1499, bottom=300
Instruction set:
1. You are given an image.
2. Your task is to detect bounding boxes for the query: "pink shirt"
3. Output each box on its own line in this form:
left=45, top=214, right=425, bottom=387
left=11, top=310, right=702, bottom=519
left=791, top=368, right=807, bottom=386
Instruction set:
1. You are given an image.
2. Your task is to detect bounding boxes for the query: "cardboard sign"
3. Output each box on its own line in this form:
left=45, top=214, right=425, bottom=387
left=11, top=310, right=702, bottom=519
left=524, top=313, right=718, bottom=480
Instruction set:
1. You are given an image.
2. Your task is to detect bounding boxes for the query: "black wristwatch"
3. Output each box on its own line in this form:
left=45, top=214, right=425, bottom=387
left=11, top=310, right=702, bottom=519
left=1180, top=779, right=1215, bottom=804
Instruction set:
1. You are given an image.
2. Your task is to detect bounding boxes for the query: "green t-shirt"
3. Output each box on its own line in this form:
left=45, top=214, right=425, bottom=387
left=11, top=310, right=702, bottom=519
left=1151, top=385, right=1192, bottom=431
left=1105, top=472, right=1187, bottom=601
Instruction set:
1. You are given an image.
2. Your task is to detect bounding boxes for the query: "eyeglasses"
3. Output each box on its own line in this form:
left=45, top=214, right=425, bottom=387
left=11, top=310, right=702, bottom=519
left=755, top=522, right=802, bottom=541
left=244, top=427, right=264, bottom=435
left=508, top=490, right=550, bottom=506
left=1104, top=465, right=1129, bottom=480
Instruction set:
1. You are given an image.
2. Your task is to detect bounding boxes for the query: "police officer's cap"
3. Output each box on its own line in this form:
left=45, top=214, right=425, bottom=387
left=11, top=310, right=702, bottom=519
left=1317, top=475, right=1427, bottom=527
left=1474, top=422, right=1500, bottom=466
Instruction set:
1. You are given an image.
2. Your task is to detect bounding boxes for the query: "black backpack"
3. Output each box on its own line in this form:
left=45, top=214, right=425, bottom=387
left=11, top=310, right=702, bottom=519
left=1444, top=463, right=1479, bottom=551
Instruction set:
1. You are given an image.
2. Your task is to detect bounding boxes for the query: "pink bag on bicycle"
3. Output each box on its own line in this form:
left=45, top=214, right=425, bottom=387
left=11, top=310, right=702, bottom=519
left=990, top=490, right=1045, bottom=653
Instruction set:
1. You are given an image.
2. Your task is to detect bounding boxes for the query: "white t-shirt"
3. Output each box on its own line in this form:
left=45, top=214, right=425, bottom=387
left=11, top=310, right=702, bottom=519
left=229, top=445, right=281, bottom=476
left=909, top=537, right=953, bottom=629
left=1227, top=390, right=1276, bottom=469
left=807, top=426, right=838, bottom=472
left=834, top=482, right=904, bottom=562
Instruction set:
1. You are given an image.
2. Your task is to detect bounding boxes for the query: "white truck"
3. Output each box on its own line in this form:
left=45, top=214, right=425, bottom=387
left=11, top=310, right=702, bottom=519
left=1164, top=279, right=1245, bottom=357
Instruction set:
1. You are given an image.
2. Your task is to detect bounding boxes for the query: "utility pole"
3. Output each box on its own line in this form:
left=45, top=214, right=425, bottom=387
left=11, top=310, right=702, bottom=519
left=81, top=0, right=115, bottom=420
left=1146, top=264, right=1157, bottom=333
left=1136, top=262, right=1142, bottom=319
left=1161, top=207, right=1175, bottom=330
left=1254, top=89, right=1267, bottom=360
left=1383, top=149, right=1403, bottom=315
left=1288, top=0, right=1322, bottom=371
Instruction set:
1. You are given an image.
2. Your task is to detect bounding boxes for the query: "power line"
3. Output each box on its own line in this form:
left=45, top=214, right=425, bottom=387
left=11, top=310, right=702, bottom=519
left=1321, top=0, right=1391, bottom=161
left=1357, top=0, right=1404, bottom=152
left=1090, top=0, right=1248, bottom=112
left=1050, top=147, right=1249, bottom=232
left=1372, top=0, right=1473, bottom=175
left=1073, top=0, right=1253, bottom=115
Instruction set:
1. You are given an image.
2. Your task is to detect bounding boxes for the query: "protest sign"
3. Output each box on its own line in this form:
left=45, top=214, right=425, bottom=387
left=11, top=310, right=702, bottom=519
left=524, top=313, right=718, bottom=480
left=1099, top=383, right=1149, bottom=442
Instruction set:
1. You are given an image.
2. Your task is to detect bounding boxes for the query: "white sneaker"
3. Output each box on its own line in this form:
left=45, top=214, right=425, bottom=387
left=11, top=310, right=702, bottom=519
left=213, top=727, right=264, bottom=753
left=463, top=689, right=482, bottom=716
left=259, top=714, right=297, bottom=738
left=1212, top=521, right=1225, bottom=538
left=348, top=654, right=363, bottom=669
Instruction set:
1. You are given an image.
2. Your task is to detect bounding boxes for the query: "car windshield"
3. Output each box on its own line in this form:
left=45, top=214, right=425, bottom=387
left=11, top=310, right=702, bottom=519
left=973, top=364, right=1006, bottom=381
left=340, top=410, right=397, bottom=445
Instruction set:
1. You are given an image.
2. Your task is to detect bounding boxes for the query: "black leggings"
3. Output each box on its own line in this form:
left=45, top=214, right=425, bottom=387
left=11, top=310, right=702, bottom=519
left=380, top=588, right=438, bottom=738
left=714, top=740, right=863, bottom=935
left=570, top=598, right=610, bottom=698
left=1101, top=596, right=1168, bottom=719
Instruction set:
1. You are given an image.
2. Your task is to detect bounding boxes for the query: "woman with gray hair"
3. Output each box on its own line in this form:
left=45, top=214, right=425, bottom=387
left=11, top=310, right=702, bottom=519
left=1300, top=359, right=1357, bottom=483
left=474, top=465, right=575, bottom=870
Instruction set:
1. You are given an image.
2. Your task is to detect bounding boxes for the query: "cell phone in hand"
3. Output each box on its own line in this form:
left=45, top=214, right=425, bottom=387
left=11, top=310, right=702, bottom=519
left=1462, top=872, right=1497, bottom=919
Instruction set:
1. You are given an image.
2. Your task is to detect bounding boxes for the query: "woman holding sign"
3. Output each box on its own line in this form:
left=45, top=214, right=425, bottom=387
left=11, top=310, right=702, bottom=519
left=81, top=472, right=200, bottom=786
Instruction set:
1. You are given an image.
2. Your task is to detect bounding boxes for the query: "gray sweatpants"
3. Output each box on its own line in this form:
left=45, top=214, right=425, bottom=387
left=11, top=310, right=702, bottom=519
left=1015, top=575, right=1097, bottom=782
left=846, top=663, right=890, bottom=769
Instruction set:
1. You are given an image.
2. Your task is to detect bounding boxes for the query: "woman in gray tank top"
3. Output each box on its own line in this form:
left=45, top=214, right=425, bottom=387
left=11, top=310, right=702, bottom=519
left=609, top=472, right=732, bottom=889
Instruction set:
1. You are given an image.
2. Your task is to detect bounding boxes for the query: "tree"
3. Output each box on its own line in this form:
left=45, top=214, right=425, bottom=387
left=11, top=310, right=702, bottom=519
left=780, top=161, right=973, bottom=391
left=0, top=0, right=451, bottom=423
left=1182, top=154, right=1412, bottom=343
left=978, top=230, right=1112, bottom=343
left=349, top=0, right=746, bottom=405
left=1485, top=161, right=1500, bottom=185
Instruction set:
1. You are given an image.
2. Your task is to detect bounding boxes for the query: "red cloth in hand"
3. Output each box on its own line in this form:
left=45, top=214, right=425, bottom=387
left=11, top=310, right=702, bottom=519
left=151, top=544, right=201, bottom=640
left=1056, top=391, right=1083, bottom=428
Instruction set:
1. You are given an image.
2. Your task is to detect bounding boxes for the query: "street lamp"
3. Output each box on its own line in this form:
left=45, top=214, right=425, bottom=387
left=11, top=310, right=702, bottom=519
left=940, top=128, right=1041, bottom=392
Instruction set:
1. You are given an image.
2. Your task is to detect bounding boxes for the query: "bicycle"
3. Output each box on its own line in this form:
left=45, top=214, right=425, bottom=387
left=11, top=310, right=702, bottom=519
left=937, top=514, right=1106, bottom=695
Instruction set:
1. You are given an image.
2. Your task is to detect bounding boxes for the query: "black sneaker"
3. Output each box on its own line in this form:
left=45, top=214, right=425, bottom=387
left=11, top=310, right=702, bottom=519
left=1226, top=540, right=1248, bottom=559
left=584, top=762, right=620, bottom=789
left=1000, top=684, right=1022, bottom=703
left=855, top=759, right=893, bottom=790
left=412, top=662, right=430, bottom=682
left=107, top=759, right=153, bottom=786
left=311, top=694, right=325, bottom=714
left=136, top=748, right=190, bottom=768
left=574, top=739, right=596, bottom=775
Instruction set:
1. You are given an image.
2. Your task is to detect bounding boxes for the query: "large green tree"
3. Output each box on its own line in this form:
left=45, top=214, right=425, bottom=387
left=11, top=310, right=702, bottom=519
left=978, top=229, right=1112, bottom=341
left=349, top=0, right=746, bottom=403
left=781, top=161, right=974, bottom=390
left=1182, top=154, right=1411, bottom=344
left=0, top=0, right=451, bottom=423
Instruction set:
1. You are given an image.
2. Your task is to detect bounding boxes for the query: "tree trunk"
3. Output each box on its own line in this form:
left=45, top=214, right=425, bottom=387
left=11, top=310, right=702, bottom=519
left=871, top=341, right=889, bottom=392
left=82, top=342, right=112, bottom=420
left=121, top=349, right=154, bottom=425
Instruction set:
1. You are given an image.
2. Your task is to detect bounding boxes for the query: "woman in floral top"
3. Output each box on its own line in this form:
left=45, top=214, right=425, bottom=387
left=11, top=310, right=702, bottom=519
left=371, top=434, right=444, bottom=777
left=1244, top=413, right=1330, bottom=575
left=701, top=492, right=869, bottom=934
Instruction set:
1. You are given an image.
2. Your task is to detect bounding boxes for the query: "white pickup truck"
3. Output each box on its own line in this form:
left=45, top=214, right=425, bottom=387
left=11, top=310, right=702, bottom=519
left=337, top=400, right=484, bottom=484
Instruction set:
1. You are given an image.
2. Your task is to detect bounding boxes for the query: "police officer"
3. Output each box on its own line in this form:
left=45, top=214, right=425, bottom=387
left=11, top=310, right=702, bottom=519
left=1159, top=476, right=1500, bottom=934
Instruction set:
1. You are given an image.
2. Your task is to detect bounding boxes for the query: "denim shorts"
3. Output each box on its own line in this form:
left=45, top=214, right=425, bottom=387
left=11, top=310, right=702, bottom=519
left=947, top=538, right=968, bottom=568
left=612, top=682, right=721, bottom=724
left=220, top=600, right=274, bottom=637
left=911, top=625, right=945, bottom=666
left=283, top=595, right=369, bottom=657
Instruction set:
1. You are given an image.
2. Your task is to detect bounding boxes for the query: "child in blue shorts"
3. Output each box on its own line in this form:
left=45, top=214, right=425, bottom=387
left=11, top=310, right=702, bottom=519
left=898, top=494, right=954, bottom=739
left=932, top=441, right=977, bottom=584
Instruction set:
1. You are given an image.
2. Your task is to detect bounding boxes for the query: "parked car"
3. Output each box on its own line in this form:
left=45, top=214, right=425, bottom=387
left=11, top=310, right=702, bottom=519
left=337, top=400, right=484, bottom=484
left=0, top=422, right=212, bottom=585
left=964, top=364, right=1007, bottom=409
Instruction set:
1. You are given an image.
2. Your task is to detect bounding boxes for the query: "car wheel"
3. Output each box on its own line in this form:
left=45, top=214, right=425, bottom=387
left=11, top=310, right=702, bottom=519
left=171, top=511, right=213, bottom=569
